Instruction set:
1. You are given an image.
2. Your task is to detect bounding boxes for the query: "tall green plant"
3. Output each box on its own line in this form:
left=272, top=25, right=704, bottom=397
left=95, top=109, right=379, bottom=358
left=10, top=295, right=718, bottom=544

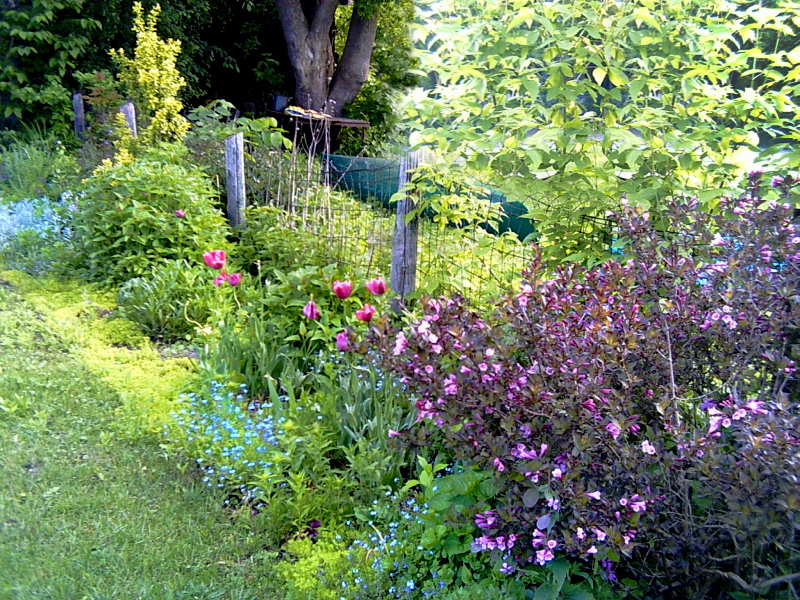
left=407, top=0, right=800, bottom=264
left=0, top=0, right=100, bottom=131
left=110, top=2, right=190, bottom=146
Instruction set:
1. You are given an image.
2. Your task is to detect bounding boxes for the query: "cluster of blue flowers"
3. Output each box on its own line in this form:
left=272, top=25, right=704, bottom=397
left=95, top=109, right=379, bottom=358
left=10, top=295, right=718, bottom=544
left=170, top=381, right=284, bottom=491
left=332, top=493, right=449, bottom=599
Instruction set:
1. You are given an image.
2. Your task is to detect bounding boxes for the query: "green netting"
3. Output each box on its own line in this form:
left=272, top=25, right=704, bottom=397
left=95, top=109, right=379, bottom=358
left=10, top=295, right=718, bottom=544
left=326, top=154, right=536, bottom=242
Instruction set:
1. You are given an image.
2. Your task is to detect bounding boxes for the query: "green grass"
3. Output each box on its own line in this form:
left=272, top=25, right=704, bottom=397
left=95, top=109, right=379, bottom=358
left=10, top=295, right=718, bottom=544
left=0, top=281, right=283, bottom=600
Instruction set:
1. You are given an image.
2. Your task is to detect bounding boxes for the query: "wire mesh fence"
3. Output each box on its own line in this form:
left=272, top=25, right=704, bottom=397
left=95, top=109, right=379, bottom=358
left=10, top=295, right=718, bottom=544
left=232, top=131, right=537, bottom=303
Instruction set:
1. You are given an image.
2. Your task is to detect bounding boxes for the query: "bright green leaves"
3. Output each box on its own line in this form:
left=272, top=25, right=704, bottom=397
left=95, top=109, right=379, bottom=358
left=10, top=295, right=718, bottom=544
left=406, top=0, right=800, bottom=266
left=111, top=3, right=190, bottom=148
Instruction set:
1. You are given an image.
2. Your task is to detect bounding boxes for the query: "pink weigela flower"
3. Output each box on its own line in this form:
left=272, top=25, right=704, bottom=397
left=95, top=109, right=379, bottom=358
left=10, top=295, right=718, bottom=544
left=605, top=422, right=621, bottom=440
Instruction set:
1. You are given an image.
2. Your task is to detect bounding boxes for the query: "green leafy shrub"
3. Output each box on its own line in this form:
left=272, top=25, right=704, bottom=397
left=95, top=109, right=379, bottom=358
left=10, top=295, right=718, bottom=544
left=110, top=2, right=190, bottom=146
left=117, top=259, right=236, bottom=341
left=273, top=463, right=611, bottom=599
left=235, top=206, right=332, bottom=276
left=408, top=0, right=800, bottom=265
left=0, top=0, right=99, bottom=131
left=72, top=147, right=230, bottom=284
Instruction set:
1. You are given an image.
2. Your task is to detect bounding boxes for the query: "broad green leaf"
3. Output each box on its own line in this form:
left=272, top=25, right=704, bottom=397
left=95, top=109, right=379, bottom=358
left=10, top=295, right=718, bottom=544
left=534, top=583, right=560, bottom=600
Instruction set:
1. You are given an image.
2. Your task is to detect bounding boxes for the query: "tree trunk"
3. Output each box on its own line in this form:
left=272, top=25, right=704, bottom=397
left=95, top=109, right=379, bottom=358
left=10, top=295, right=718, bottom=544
left=327, top=5, right=377, bottom=116
left=274, top=0, right=378, bottom=117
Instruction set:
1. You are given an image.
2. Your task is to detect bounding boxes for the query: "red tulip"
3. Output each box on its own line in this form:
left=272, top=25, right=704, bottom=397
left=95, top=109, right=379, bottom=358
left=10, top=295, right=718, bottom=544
left=332, top=280, right=353, bottom=299
left=365, top=277, right=386, bottom=295
left=212, top=275, right=227, bottom=286
left=355, top=304, right=376, bottom=322
left=174, top=209, right=186, bottom=218
left=203, top=250, right=226, bottom=270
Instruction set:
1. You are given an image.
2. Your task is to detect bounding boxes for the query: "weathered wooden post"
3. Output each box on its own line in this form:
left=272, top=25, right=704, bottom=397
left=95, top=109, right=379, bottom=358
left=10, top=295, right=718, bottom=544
left=72, top=92, right=86, bottom=139
left=119, top=101, right=137, bottom=137
left=390, top=150, right=423, bottom=309
left=225, top=132, right=246, bottom=228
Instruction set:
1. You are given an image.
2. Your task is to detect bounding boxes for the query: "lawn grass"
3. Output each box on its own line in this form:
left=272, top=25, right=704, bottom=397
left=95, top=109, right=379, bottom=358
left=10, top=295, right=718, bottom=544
left=0, top=278, right=282, bottom=600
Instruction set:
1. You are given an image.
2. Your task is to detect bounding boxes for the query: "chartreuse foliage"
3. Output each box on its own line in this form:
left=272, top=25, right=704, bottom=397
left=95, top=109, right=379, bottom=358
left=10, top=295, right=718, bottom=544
left=406, top=0, right=800, bottom=264
left=110, top=2, right=190, bottom=148
left=0, top=0, right=99, bottom=131
left=0, top=269, right=193, bottom=435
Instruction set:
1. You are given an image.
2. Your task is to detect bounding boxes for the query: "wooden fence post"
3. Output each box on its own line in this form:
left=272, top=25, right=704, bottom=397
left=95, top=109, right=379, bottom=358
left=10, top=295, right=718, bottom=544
left=119, top=101, right=137, bottom=137
left=225, top=132, right=246, bottom=228
left=72, top=92, right=86, bottom=139
left=390, top=151, right=422, bottom=308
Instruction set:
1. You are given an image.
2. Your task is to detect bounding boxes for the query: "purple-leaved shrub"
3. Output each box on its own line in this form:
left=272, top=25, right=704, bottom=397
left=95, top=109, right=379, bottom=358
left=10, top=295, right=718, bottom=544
left=371, top=174, right=799, bottom=597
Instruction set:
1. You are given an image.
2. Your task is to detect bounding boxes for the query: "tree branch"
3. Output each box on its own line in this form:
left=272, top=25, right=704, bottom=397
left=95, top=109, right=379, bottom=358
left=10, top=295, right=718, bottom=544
left=326, top=4, right=378, bottom=116
left=274, top=0, right=310, bottom=66
left=309, top=0, right=340, bottom=44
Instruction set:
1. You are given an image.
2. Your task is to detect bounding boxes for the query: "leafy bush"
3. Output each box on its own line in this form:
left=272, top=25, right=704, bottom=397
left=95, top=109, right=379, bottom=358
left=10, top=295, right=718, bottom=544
left=274, top=463, right=612, bottom=599
left=110, top=2, right=190, bottom=146
left=408, top=0, right=800, bottom=265
left=235, top=206, right=333, bottom=276
left=72, top=148, right=230, bottom=284
left=0, top=0, right=99, bottom=131
left=370, top=176, right=800, bottom=597
left=117, top=259, right=236, bottom=341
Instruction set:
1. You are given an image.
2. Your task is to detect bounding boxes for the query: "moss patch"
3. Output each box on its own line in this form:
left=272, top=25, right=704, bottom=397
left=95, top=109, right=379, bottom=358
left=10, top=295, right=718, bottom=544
left=0, top=270, right=193, bottom=436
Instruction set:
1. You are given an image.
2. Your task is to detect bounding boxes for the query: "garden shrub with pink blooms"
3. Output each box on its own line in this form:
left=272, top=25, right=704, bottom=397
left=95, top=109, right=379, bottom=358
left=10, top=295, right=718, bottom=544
left=72, top=147, right=230, bottom=285
left=369, top=173, right=800, bottom=598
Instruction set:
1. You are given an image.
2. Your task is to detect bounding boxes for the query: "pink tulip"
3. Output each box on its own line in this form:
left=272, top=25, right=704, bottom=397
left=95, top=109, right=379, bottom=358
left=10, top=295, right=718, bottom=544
left=226, top=273, right=242, bottom=286
left=332, top=280, right=353, bottom=299
left=174, top=209, right=186, bottom=218
left=365, top=277, right=386, bottom=295
left=203, top=251, right=226, bottom=270
left=355, top=304, right=376, bottom=322
left=336, top=330, right=349, bottom=351
left=303, top=300, right=320, bottom=320
left=212, top=275, right=227, bottom=286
